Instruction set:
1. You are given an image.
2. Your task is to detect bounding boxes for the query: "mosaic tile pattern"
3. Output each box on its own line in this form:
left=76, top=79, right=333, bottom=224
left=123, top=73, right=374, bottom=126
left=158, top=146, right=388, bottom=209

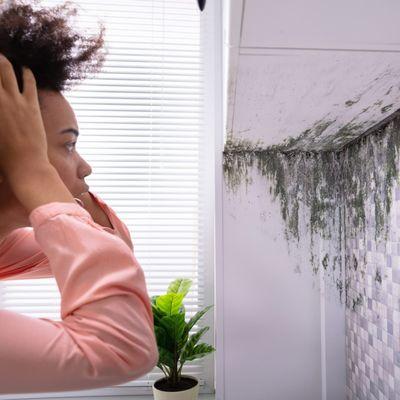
left=345, top=184, right=400, bottom=400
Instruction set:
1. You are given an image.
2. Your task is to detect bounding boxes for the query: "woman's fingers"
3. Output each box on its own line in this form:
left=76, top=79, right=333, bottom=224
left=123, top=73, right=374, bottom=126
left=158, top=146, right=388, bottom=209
left=0, top=54, right=37, bottom=101
left=0, top=54, right=19, bottom=94
left=22, top=66, right=37, bottom=102
left=0, top=56, right=49, bottom=183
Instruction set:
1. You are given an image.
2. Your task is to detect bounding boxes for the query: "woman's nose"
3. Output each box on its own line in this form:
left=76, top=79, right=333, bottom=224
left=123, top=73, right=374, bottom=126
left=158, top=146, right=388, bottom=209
left=79, top=158, right=92, bottom=179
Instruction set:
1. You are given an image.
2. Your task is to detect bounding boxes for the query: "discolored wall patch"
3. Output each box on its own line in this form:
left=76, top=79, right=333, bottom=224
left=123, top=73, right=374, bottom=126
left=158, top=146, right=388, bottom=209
left=223, top=111, right=400, bottom=308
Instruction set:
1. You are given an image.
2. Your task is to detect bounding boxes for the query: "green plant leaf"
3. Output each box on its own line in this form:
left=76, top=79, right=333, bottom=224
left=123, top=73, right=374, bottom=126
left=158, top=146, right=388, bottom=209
left=183, top=305, right=214, bottom=337
left=159, top=313, right=186, bottom=348
left=181, top=343, right=216, bottom=363
left=154, top=325, right=168, bottom=348
left=179, top=326, right=209, bottom=362
left=152, top=304, right=166, bottom=322
left=178, top=303, right=186, bottom=314
left=167, top=278, right=192, bottom=297
left=158, top=346, right=175, bottom=369
left=150, top=295, right=159, bottom=306
left=177, top=325, right=189, bottom=350
left=156, top=293, right=185, bottom=316
left=151, top=295, right=167, bottom=323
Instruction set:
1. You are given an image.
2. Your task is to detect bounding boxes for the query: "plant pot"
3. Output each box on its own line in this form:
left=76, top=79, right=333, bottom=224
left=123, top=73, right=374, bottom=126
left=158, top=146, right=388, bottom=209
left=152, top=374, right=199, bottom=400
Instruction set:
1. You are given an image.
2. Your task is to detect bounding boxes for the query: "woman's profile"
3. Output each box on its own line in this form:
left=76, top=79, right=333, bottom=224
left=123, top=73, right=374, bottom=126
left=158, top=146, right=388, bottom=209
left=0, top=0, right=158, bottom=393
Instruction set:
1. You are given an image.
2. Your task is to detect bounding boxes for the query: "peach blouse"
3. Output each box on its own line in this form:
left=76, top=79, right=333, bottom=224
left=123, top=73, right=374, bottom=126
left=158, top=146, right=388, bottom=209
left=0, top=192, right=158, bottom=394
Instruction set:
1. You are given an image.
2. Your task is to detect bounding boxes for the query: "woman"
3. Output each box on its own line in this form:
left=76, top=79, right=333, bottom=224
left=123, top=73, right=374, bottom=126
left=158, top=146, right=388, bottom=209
left=0, top=0, right=158, bottom=393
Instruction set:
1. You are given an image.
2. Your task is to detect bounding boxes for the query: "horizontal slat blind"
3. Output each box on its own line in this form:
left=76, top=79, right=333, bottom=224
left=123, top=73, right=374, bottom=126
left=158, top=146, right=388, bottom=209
left=0, top=0, right=213, bottom=397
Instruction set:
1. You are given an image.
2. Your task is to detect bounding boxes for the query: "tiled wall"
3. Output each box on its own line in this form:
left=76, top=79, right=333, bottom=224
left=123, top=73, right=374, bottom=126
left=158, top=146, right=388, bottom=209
left=345, top=184, right=400, bottom=399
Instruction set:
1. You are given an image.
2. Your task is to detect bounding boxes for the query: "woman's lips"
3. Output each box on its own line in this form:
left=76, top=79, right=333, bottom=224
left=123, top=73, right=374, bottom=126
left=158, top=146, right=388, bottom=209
left=78, top=183, right=90, bottom=196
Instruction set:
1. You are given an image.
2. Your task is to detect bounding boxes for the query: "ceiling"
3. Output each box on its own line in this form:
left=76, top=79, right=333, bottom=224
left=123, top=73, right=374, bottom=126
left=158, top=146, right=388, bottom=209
left=226, top=0, right=400, bottom=151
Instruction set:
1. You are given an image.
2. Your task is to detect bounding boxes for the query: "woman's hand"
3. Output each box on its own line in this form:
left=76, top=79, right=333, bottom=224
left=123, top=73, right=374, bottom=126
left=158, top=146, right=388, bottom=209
left=0, top=53, right=50, bottom=183
left=0, top=53, right=76, bottom=214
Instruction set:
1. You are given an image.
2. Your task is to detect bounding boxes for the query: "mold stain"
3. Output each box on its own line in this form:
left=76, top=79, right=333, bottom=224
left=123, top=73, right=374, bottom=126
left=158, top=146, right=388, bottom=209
left=280, top=119, right=374, bottom=153
left=375, top=269, right=382, bottom=284
left=322, top=253, right=329, bottom=270
left=353, top=254, right=358, bottom=271
left=381, top=104, right=393, bottom=114
left=223, top=114, right=400, bottom=310
left=352, top=293, right=363, bottom=311
left=345, top=99, right=359, bottom=107
left=360, top=106, right=371, bottom=115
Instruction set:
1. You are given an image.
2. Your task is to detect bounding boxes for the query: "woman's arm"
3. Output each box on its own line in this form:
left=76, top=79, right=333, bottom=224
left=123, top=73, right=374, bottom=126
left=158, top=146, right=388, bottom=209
left=0, top=191, right=135, bottom=281
left=0, top=198, right=158, bottom=393
left=1, top=165, right=158, bottom=393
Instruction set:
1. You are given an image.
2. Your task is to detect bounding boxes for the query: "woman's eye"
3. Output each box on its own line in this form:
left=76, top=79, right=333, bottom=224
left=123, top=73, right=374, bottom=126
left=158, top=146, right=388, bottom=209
left=66, top=142, right=77, bottom=152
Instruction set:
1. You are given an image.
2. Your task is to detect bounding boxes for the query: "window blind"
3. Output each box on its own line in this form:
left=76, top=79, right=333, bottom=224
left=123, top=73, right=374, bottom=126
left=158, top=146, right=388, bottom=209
left=0, top=0, right=215, bottom=397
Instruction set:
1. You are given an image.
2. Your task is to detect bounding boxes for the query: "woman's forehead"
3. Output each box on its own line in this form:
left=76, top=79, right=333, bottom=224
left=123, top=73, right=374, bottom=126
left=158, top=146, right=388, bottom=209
left=38, top=90, right=77, bottom=133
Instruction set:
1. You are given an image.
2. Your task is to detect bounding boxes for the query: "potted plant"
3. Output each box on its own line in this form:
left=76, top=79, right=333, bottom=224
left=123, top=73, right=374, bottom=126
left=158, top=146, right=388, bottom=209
left=150, top=277, right=215, bottom=400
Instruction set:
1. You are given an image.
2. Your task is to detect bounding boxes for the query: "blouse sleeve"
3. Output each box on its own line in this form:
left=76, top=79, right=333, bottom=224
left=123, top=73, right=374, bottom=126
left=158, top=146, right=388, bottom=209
left=0, top=201, right=158, bottom=394
left=0, top=191, right=134, bottom=280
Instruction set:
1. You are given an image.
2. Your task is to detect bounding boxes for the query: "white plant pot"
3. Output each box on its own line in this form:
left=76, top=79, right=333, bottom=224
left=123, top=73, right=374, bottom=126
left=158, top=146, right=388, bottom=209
left=152, top=374, right=199, bottom=400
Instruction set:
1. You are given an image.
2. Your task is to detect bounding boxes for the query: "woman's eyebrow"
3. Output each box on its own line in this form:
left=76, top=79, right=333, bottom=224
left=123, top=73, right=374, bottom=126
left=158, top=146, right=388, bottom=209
left=59, top=128, right=79, bottom=137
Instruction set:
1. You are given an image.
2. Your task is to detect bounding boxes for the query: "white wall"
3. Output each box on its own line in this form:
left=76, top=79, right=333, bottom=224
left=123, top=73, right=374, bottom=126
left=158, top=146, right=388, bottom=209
left=222, top=169, right=323, bottom=400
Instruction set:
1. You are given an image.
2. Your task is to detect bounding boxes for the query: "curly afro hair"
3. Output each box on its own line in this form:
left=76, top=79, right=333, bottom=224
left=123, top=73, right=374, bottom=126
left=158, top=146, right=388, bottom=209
left=0, top=0, right=106, bottom=93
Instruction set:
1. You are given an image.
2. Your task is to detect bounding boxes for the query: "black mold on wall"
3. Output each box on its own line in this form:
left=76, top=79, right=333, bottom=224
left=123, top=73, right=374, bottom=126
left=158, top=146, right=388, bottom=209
left=223, top=110, right=400, bottom=309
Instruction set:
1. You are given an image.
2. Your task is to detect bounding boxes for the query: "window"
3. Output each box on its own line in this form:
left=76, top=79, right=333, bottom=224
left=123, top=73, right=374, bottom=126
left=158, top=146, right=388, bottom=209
left=0, top=0, right=217, bottom=397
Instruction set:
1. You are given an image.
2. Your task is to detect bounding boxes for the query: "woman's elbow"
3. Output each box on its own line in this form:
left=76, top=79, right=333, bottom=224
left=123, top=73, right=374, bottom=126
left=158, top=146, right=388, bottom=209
left=124, top=344, right=159, bottom=381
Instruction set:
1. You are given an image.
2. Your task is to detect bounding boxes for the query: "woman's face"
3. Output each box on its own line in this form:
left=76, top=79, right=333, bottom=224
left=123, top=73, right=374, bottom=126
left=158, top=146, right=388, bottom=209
left=0, top=89, right=93, bottom=234
left=0, top=90, right=92, bottom=234
left=38, top=90, right=92, bottom=198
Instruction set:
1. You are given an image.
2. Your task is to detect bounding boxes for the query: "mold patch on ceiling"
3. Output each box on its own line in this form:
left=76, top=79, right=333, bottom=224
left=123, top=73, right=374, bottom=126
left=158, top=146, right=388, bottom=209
left=230, top=52, right=400, bottom=151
